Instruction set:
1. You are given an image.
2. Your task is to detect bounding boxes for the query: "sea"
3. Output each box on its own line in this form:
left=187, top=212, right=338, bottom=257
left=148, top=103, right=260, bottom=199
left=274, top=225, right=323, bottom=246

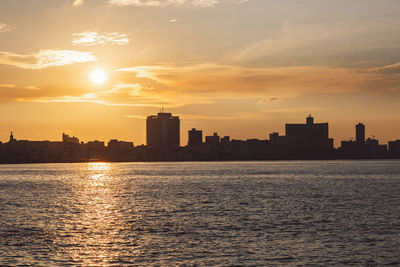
left=0, top=160, right=399, bottom=266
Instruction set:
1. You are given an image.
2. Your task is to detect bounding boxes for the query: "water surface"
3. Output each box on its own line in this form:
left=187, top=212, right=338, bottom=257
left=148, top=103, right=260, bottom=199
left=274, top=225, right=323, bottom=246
left=1, top=161, right=400, bottom=265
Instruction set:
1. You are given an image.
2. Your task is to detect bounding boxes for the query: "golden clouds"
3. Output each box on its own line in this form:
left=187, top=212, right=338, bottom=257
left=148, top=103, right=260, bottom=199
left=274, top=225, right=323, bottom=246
left=0, top=50, right=97, bottom=69
left=108, top=0, right=219, bottom=7
left=12, top=63, right=400, bottom=108
left=117, top=63, right=371, bottom=97
left=0, top=23, right=13, bottom=33
left=72, top=0, right=84, bottom=7
left=24, top=86, right=41, bottom=90
left=368, top=62, right=400, bottom=74
left=0, top=84, right=16, bottom=88
left=72, top=32, right=130, bottom=46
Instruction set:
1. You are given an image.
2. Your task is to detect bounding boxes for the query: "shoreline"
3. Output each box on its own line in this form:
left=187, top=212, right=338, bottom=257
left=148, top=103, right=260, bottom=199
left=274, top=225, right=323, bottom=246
left=1, top=158, right=399, bottom=165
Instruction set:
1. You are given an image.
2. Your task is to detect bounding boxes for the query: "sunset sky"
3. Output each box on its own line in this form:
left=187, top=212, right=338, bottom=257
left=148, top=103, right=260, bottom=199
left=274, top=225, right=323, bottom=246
left=1, top=0, right=400, bottom=146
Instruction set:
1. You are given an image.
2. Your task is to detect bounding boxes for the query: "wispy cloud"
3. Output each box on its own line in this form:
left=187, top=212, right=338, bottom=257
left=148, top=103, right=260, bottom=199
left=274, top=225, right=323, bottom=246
left=258, top=97, right=278, bottom=103
left=367, top=62, right=400, bottom=74
left=230, top=21, right=390, bottom=66
left=117, top=63, right=369, bottom=97
left=264, top=107, right=329, bottom=113
left=180, top=112, right=267, bottom=121
left=0, top=49, right=97, bottom=69
left=0, top=84, right=16, bottom=88
left=125, top=114, right=147, bottom=119
left=0, top=23, right=13, bottom=33
left=24, top=86, right=41, bottom=90
left=108, top=0, right=243, bottom=8
left=17, top=94, right=108, bottom=105
left=72, top=0, right=84, bottom=6
left=72, top=31, right=130, bottom=46
left=17, top=62, right=400, bottom=108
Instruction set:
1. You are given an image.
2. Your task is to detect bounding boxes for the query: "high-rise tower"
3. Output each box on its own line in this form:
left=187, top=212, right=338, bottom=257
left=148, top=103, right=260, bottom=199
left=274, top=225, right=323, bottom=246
left=188, top=128, right=202, bottom=146
left=356, top=123, right=365, bottom=143
left=146, top=112, right=180, bottom=147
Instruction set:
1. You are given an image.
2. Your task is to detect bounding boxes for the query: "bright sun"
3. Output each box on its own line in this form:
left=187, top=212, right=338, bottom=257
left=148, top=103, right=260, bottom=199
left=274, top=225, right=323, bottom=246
left=91, top=69, right=107, bottom=84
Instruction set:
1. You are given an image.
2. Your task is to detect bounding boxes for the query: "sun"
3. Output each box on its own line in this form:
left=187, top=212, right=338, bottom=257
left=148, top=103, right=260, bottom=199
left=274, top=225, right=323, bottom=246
left=91, top=69, right=107, bottom=84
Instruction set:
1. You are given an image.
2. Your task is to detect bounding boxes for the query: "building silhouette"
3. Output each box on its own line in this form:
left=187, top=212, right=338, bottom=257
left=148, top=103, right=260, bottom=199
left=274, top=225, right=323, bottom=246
left=356, top=123, right=365, bottom=143
left=188, top=128, right=202, bottom=147
left=3, top=113, right=400, bottom=163
left=146, top=112, right=180, bottom=147
left=285, top=115, right=333, bottom=157
left=62, top=133, right=79, bottom=144
left=205, top=132, right=220, bottom=144
left=9, top=132, right=15, bottom=143
left=389, top=140, right=400, bottom=158
left=221, top=136, right=230, bottom=144
left=340, top=123, right=387, bottom=158
left=269, top=132, right=279, bottom=145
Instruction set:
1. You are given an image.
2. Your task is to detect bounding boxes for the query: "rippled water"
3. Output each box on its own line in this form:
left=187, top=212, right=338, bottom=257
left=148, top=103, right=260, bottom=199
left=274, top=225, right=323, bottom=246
left=1, top=160, right=400, bottom=265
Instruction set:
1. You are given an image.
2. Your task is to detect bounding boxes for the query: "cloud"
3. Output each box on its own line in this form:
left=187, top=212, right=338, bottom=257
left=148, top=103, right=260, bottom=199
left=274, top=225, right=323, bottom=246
left=17, top=62, right=400, bottom=108
left=117, top=63, right=369, bottom=97
left=72, top=0, right=84, bottom=6
left=180, top=107, right=326, bottom=121
left=0, top=49, right=97, bottom=69
left=230, top=19, right=396, bottom=66
left=126, top=114, right=147, bottom=119
left=0, top=23, right=13, bottom=33
left=180, top=112, right=267, bottom=121
left=108, top=0, right=243, bottom=8
left=258, top=97, right=278, bottom=103
left=192, top=0, right=219, bottom=7
left=367, top=62, right=400, bottom=74
left=17, top=94, right=109, bottom=105
left=264, top=107, right=328, bottom=113
left=17, top=82, right=160, bottom=107
left=0, top=84, right=16, bottom=88
left=25, top=86, right=41, bottom=90
left=72, top=31, right=130, bottom=46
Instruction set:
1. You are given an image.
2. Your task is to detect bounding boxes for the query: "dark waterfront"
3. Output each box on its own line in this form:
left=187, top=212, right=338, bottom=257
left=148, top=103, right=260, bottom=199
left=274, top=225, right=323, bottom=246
left=1, top=161, right=400, bottom=265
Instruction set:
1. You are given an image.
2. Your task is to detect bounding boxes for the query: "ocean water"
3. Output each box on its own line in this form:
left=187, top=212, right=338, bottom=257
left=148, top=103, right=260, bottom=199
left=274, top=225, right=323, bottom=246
left=0, top=160, right=400, bottom=266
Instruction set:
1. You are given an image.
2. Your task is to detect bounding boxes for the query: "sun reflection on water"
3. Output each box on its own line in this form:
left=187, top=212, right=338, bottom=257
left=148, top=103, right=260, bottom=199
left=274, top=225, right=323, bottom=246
left=88, top=163, right=111, bottom=186
left=88, top=162, right=111, bottom=171
left=56, top=162, right=132, bottom=265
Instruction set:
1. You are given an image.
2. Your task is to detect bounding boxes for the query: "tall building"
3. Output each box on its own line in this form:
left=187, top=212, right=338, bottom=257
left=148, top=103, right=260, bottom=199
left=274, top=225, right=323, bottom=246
left=285, top=115, right=333, bottom=156
left=146, top=112, right=180, bottom=147
left=188, top=128, right=202, bottom=146
left=356, top=123, right=365, bottom=143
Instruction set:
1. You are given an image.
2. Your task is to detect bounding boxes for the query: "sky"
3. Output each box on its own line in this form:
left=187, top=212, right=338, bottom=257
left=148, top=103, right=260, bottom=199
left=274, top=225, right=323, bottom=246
left=1, top=0, right=400, bottom=146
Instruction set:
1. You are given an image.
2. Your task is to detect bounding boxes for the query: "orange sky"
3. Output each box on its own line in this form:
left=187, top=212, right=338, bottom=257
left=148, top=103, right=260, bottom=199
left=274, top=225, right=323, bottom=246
left=1, top=0, right=400, bottom=146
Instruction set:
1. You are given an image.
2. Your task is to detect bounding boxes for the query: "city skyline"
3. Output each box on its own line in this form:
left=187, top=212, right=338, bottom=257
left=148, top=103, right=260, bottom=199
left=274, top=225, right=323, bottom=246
left=0, top=111, right=395, bottom=146
left=2, top=113, right=399, bottom=163
left=1, top=1, right=400, bottom=145
left=1, top=112, right=396, bottom=148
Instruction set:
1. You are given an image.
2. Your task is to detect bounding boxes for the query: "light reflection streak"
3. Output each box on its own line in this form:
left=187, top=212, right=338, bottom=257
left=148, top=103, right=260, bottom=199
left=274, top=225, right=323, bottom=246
left=58, top=162, right=131, bottom=265
left=89, top=163, right=110, bottom=187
